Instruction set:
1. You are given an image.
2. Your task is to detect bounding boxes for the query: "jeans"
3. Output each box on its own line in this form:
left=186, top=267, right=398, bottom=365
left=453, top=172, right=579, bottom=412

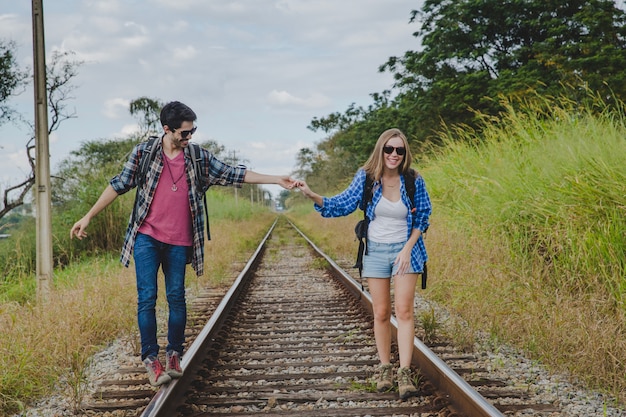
left=133, top=232, right=188, bottom=360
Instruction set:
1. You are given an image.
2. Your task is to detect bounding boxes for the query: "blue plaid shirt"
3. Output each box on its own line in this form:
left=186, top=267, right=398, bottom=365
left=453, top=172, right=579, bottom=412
left=110, top=138, right=246, bottom=276
left=315, top=168, right=432, bottom=272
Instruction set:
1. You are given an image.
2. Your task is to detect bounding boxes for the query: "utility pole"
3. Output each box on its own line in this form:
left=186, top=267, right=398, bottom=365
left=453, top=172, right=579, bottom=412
left=32, top=0, right=53, bottom=301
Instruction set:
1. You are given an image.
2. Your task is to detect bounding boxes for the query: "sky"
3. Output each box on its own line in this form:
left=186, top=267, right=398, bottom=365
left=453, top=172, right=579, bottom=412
left=0, top=0, right=424, bottom=198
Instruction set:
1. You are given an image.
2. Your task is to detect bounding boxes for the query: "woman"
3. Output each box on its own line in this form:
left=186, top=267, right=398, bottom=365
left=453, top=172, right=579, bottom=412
left=296, top=128, right=431, bottom=400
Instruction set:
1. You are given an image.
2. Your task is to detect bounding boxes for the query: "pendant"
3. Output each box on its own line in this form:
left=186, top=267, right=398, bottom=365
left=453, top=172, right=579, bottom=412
left=171, top=184, right=178, bottom=192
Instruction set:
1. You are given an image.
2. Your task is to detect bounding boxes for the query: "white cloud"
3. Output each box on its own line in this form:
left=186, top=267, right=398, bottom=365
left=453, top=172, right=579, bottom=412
left=170, top=45, right=198, bottom=62
left=6, top=150, right=31, bottom=178
left=267, top=90, right=331, bottom=109
left=49, top=131, right=60, bottom=144
left=103, top=98, right=131, bottom=119
left=119, top=123, right=141, bottom=137
left=249, top=142, right=267, bottom=150
left=84, top=0, right=124, bottom=14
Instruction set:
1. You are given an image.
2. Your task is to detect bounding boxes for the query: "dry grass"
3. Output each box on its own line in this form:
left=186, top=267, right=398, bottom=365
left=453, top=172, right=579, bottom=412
left=0, top=256, right=137, bottom=414
left=421, top=215, right=626, bottom=404
left=0, top=213, right=276, bottom=415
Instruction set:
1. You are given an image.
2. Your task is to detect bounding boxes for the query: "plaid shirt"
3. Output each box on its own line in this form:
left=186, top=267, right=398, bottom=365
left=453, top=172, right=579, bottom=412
left=315, top=168, right=432, bottom=272
left=109, top=138, right=246, bottom=276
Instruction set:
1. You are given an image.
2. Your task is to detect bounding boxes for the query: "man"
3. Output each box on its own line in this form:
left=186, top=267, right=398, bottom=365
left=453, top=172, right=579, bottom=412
left=70, top=101, right=296, bottom=386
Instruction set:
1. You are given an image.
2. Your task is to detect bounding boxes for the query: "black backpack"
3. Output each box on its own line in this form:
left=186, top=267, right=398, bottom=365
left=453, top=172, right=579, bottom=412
left=353, top=168, right=427, bottom=289
left=134, top=136, right=211, bottom=240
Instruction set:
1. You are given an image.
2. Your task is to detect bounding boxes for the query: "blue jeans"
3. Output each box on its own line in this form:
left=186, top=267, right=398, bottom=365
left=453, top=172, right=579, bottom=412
left=133, top=233, right=188, bottom=360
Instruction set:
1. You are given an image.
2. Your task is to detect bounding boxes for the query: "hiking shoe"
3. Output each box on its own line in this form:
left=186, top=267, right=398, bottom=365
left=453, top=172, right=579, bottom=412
left=397, top=366, right=418, bottom=399
left=374, top=363, right=394, bottom=392
left=144, top=356, right=171, bottom=386
left=166, top=350, right=183, bottom=378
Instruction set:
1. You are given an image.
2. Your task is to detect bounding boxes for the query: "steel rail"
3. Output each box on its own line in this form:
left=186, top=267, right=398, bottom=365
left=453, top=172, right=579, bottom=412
left=289, top=219, right=504, bottom=417
left=139, top=218, right=279, bottom=417
left=140, top=216, right=503, bottom=417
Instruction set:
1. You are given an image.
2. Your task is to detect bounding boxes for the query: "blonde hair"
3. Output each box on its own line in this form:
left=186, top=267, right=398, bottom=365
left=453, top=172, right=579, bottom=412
left=362, top=128, right=413, bottom=181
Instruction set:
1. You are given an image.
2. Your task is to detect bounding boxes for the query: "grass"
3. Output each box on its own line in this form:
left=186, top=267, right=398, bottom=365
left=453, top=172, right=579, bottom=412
left=418, top=307, right=440, bottom=344
left=0, top=208, right=277, bottom=415
left=290, top=93, right=626, bottom=405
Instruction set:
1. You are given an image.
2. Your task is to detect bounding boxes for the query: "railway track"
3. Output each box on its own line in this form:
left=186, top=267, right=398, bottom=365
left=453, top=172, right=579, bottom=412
left=81, top=216, right=564, bottom=417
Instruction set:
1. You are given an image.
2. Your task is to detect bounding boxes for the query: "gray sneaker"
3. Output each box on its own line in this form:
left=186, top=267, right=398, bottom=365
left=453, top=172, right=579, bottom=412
left=166, top=350, right=183, bottom=378
left=374, top=363, right=394, bottom=392
left=144, top=356, right=172, bottom=386
left=397, top=366, right=418, bottom=399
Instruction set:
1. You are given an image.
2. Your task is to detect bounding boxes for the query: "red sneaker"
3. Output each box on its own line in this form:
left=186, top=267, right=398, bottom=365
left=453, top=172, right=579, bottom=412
left=143, top=356, right=171, bottom=386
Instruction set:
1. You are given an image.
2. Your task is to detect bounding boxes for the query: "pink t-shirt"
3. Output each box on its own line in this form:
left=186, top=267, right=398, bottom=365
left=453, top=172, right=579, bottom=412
left=138, top=151, right=193, bottom=246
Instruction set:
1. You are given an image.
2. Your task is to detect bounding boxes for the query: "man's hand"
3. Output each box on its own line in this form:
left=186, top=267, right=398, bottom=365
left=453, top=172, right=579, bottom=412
left=277, top=176, right=298, bottom=190
left=70, top=217, right=90, bottom=240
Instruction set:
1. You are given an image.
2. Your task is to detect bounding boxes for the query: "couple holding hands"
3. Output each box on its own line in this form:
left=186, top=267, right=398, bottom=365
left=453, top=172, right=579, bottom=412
left=70, top=101, right=431, bottom=399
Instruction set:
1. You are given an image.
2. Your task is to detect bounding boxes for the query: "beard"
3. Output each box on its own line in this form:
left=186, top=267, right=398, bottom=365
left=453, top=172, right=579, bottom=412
left=172, top=137, right=190, bottom=149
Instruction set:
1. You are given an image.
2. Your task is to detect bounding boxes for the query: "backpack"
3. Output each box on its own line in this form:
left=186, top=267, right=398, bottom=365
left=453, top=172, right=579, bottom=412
left=135, top=136, right=211, bottom=240
left=353, top=168, right=427, bottom=289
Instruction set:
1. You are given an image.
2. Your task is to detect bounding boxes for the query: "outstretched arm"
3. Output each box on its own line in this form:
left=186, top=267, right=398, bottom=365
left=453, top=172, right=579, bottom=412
left=243, top=171, right=297, bottom=190
left=70, top=185, right=119, bottom=240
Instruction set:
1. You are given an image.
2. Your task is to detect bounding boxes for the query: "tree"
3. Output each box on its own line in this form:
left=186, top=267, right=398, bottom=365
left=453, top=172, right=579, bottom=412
left=1, top=50, right=83, bottom=220
left=129, top=96, right=164, bottom=138
left=0, top=39, right=29, bottom=127
left=380, top=0, right=626, bottom=140
left=306, top=91, right=428, bottom=189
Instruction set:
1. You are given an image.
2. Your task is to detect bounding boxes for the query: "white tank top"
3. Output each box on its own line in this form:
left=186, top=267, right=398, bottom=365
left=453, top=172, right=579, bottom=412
left=368, top=196, right=408, bottom=244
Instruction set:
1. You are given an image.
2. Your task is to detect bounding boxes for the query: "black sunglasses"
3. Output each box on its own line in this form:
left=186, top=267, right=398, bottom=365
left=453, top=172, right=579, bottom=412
left=175, top=126, right=197, bottom=139
left=383, top=145, right=406, bottom=156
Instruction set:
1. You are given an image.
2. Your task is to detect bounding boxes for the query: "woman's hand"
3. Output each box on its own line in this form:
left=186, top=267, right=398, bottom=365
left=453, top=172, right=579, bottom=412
left=295, top=180, right=324, bottom=206
left=295, top=180, right=313, bottom=198
left=393, top=246, right=413, bottom=276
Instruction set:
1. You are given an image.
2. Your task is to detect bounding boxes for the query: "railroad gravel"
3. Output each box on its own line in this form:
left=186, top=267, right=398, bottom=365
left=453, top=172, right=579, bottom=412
left=13, top=275, right=626, bottom=417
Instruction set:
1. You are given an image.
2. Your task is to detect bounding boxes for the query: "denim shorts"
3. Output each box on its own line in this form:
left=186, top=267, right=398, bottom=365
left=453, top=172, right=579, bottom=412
left=362, top=240, right=415, bottom=278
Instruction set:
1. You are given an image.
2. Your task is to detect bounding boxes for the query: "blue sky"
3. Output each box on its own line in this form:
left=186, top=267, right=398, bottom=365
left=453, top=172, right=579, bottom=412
left=0, top=0, right=422, bottom=197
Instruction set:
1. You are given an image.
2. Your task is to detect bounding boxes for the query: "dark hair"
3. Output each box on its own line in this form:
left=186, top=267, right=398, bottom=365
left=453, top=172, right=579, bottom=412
left=159, top=101, right=197, bottom=130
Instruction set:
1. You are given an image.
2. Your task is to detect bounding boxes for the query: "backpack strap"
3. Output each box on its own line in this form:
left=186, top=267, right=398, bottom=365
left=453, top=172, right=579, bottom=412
left=354, top=173, right=374, bottom=286
left=187, top=143, right=211, bottom=241
left=405, top=168, right=416, bottom=211
left=137, top=136, right=159, bottom=188
left=131, top=136, right=159, bottom=226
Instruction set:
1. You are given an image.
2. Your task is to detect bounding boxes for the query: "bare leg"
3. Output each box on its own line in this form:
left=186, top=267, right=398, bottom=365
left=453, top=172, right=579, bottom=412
left=367, top=277, right=392, bottom=364
left=394, top=273, right=418, bottom=368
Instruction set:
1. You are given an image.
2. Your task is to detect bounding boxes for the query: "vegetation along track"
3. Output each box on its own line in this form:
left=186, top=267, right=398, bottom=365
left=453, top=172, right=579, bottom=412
left=84, top=216, right=564, bottom=417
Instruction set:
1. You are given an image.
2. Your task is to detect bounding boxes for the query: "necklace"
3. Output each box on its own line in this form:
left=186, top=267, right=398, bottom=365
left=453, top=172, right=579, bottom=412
left=383, top=177, right=399, bottom=188
left=163, top=152, right=185, bottom=192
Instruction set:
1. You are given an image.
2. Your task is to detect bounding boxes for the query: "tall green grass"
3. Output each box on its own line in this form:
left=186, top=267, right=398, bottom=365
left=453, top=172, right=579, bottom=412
left=426, top=94, right=626, bottom=306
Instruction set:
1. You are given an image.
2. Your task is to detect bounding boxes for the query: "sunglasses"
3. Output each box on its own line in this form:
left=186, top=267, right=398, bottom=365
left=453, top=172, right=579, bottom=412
left=175, top=126, right=197, bottom=139
left=383, top=145, right=406, bottom=156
